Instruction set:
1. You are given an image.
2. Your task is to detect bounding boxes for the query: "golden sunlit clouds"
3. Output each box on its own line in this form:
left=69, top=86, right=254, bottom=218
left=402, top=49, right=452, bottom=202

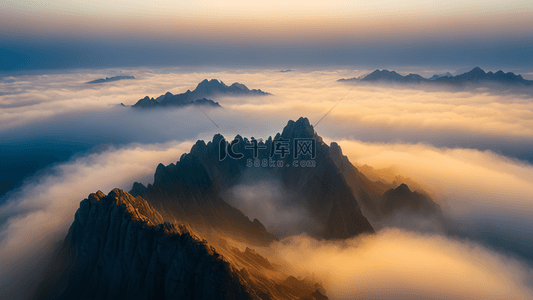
left=337, top=139, right=533, bottom=218
left=267, top=229, right=533, bottom=299
left=2, top=67, right=533, bottom=299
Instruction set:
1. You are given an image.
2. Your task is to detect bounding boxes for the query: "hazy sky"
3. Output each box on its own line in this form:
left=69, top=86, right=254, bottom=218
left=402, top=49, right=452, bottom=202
left=2, top=0, right=533, bottom=71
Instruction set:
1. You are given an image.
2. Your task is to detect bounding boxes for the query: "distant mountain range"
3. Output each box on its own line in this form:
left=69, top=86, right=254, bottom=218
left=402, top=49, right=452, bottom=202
left=35, top=117, right=442, bottom=300
left=338, top=67, right=533, bottom=87
left=86, top=75, right=135, bottom=84
left=132, top=79, right=270, bottom=108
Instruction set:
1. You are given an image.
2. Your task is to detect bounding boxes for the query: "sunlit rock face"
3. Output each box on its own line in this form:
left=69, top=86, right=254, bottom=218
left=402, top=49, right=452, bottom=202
left=36, top=188, right=328, bottom=300
left=35, top=188, right=255, bottom=300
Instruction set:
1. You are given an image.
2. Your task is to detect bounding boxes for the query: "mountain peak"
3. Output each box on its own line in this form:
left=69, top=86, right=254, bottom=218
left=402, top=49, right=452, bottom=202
left=395, top=183, right=411, bottom=194
left=229, top=82, right=249, bottom=91
left=468, top=67, right=486, bottom=75
left=195, top=79, right=227, bottom=92
left=281, top=117, right=315, bottom=139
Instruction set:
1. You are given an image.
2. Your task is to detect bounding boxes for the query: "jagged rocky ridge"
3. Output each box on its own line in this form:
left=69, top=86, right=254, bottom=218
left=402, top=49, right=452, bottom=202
left=338, top=67, right=533, bottom=88
left=132, top=79, right=269, bottom=108
left=133, top=117, right=376, bottom=240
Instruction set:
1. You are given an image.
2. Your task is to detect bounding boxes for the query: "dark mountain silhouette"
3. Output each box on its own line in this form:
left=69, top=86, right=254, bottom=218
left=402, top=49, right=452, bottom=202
left=129, top=117, right=441, bottom=239
left=338, top=67, right=533, bottom=88
left=132, top=79, right=269, bottom=108
left=434, top=67, right=533, bottom=86
left=86, top=75, right=135, bottom=84
left=380, top=183, right=441, bottom=216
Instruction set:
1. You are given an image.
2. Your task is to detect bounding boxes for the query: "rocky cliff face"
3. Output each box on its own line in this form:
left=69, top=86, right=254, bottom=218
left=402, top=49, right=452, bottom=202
left=36, top=189, right=255, bottom=300
left=133, top=144, right=278, bottom=246
left=36, top=189, right=326, bottom=300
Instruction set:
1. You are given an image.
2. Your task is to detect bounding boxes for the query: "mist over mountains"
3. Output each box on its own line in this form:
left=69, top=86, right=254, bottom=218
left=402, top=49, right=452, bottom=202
left=30, top=117, right=449, bottom=299
left=2, top=68, right=533, bottom=299
left=0, top=77, right=270, bottom=199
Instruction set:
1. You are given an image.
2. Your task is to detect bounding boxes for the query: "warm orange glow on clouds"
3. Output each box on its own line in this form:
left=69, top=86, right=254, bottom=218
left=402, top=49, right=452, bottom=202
left=2, top=67, right=533, bottom=299
left=337, top=140, right=533, bottom=216
left=265, top=229, right=533, bottom=299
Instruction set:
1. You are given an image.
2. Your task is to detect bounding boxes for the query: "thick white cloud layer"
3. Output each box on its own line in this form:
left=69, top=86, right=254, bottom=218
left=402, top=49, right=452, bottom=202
left=3, top=67, right=533, bottom=143
left=334, top=139, right=533, bottom=262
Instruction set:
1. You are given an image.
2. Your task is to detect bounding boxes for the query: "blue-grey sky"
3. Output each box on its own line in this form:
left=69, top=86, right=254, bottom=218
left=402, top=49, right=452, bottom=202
left=1, top=0, right=533, bottom=71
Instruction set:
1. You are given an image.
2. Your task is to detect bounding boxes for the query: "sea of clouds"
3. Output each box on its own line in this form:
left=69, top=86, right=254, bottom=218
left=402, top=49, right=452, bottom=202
left=1, top=67, right=532, bottom=299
